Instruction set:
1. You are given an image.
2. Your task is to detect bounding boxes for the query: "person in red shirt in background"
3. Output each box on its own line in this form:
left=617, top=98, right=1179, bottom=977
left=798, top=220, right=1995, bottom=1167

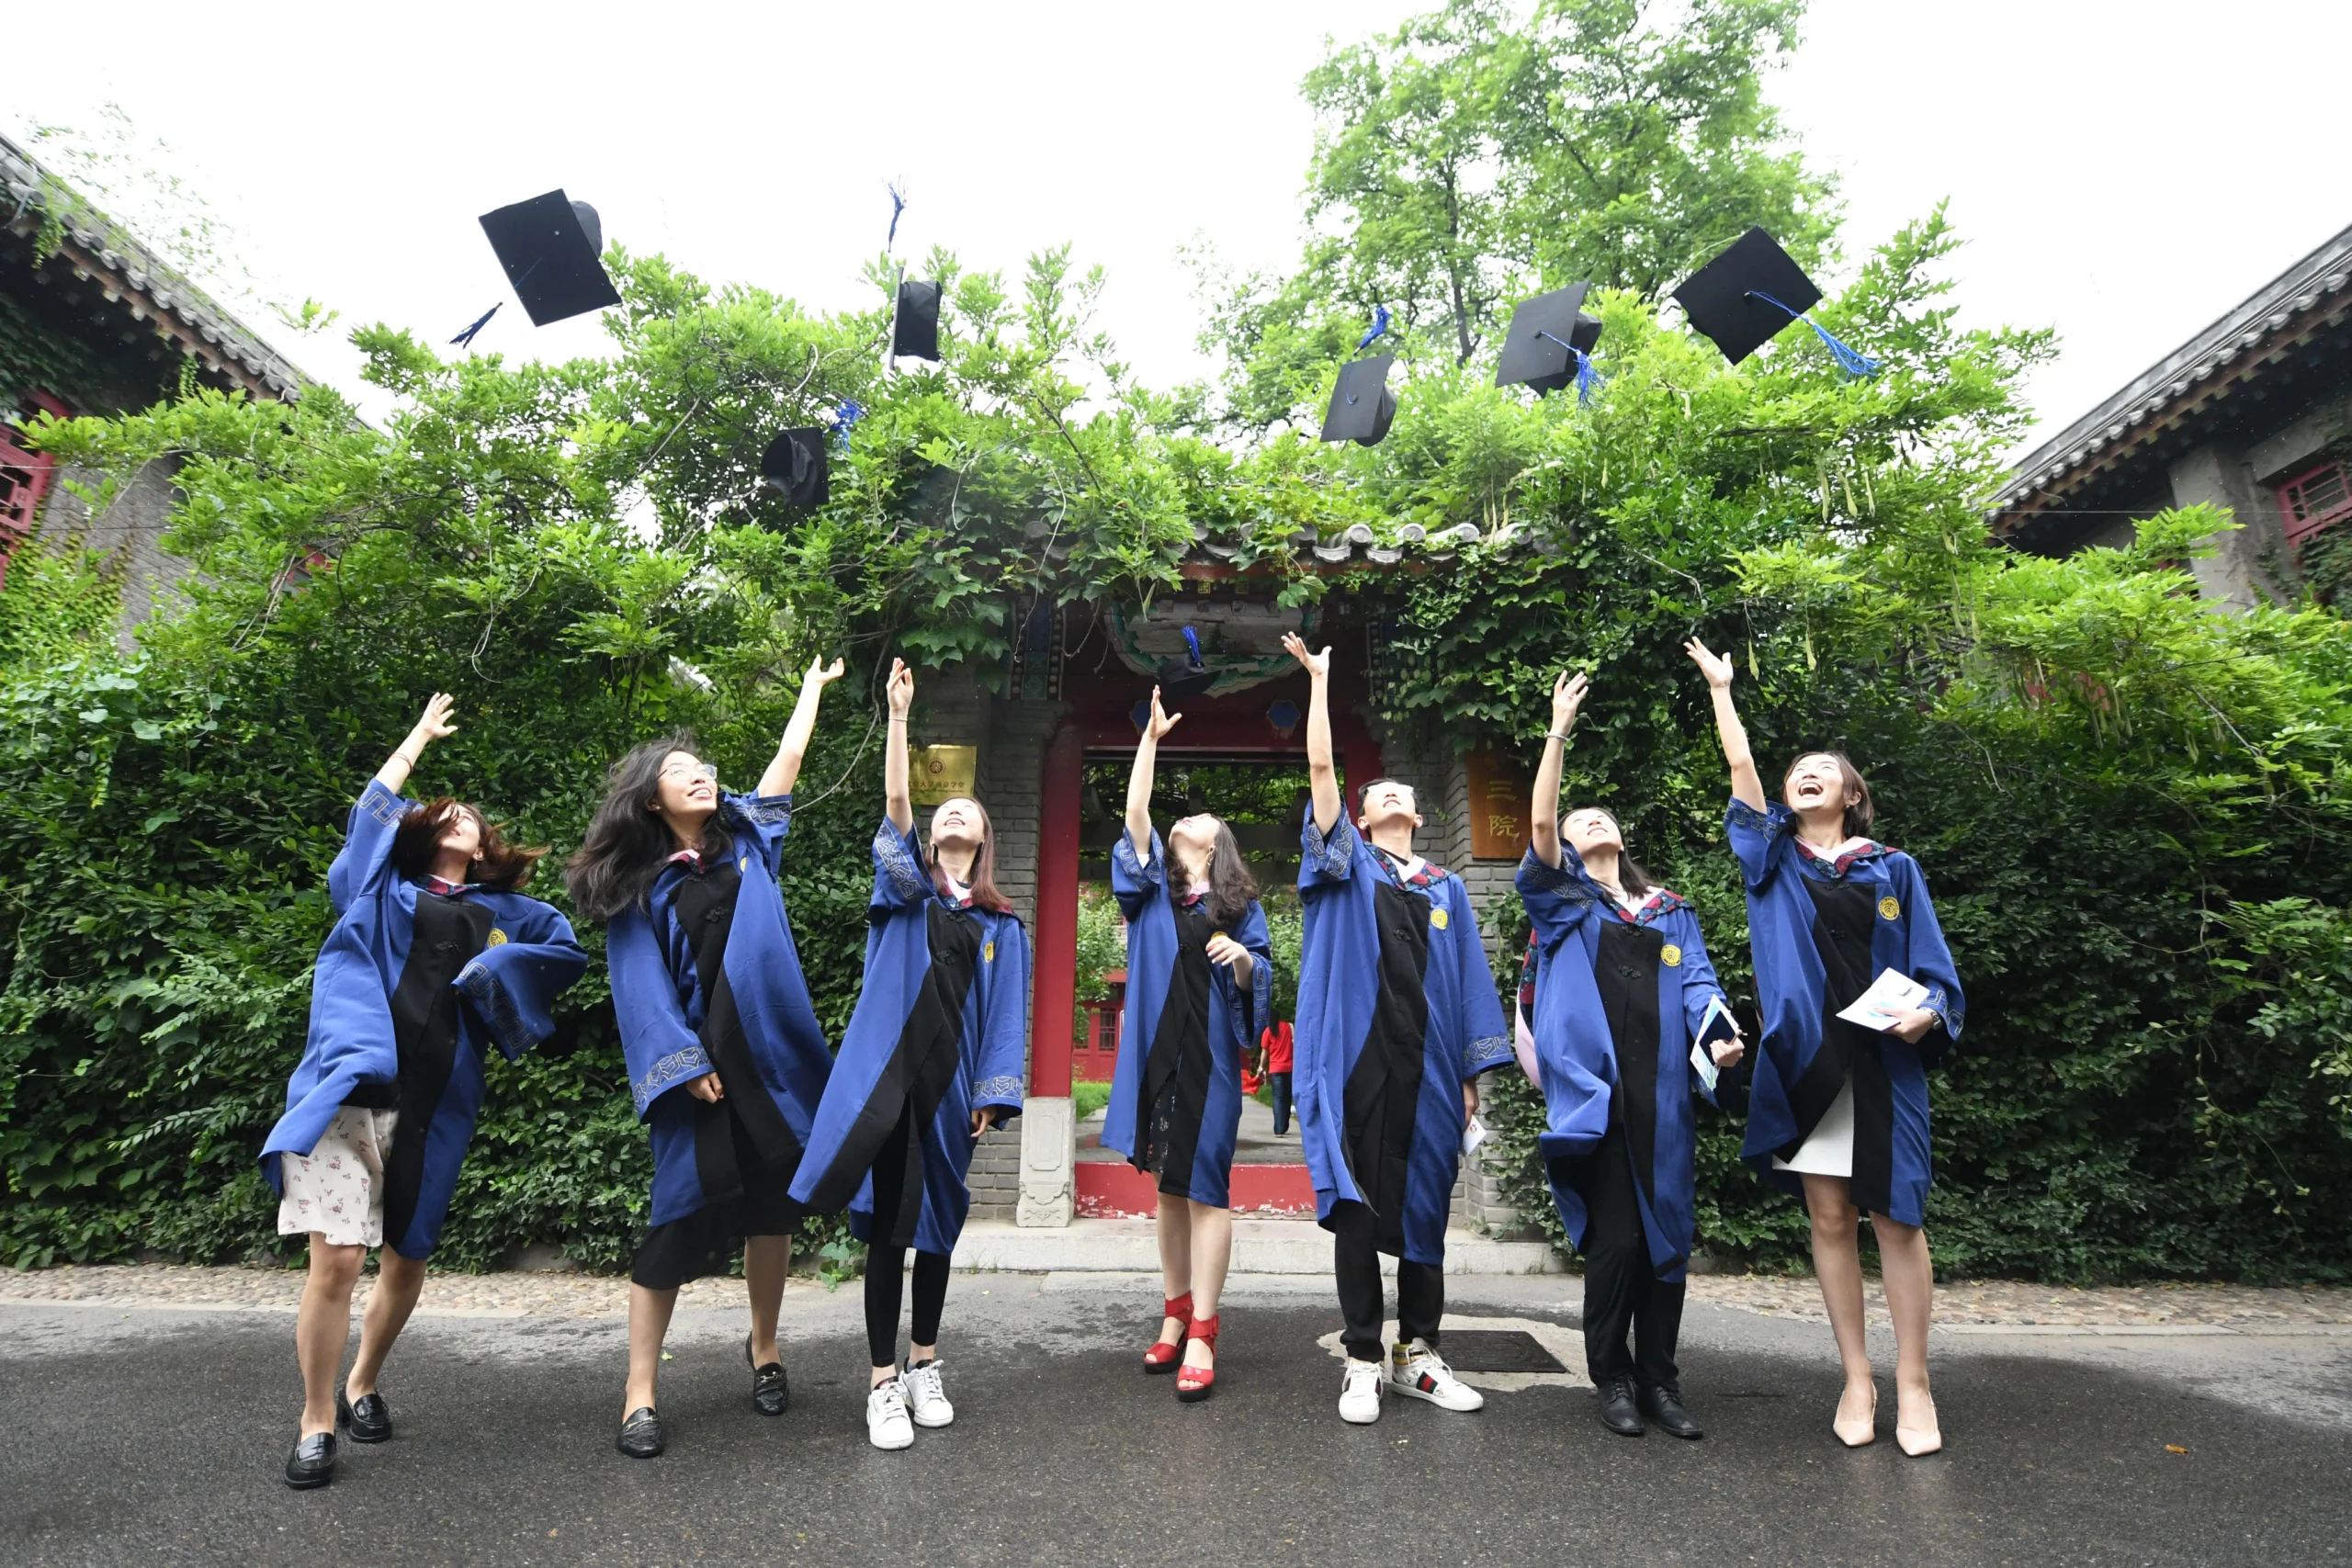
left=1260, top=1020, right=1295, bottom=1135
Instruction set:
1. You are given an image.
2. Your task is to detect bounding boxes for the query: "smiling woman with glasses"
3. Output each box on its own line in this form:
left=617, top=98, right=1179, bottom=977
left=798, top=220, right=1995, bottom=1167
left=565, top=655, right=846, bottom=1460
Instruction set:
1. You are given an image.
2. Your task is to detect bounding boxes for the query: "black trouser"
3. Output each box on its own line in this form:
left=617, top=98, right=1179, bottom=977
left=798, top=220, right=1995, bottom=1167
left=865, top=1246, right=952, bottom=1368
left=1332, top=1199, right=1442, bottom=1364
left=1554, top=1122, right=1684, bottom=1390
left=860, top=1096, right=955, bottom=1367
left=1270, top=1072, right=1294, bottom=1135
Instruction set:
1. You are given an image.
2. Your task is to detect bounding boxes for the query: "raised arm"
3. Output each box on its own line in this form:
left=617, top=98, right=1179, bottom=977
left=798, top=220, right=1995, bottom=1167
left=884, top=658, right=916, bottom=833
left=1126, top=686, right=1181, bottom=859
left=1529, top=670, right=1587, bottom=869
left=1685, top=638, right=1764, bottom=812
left=1282, top=632, right=1341, bottom=834
left=374, top=693, right=457, bottom=795
left=759, top=655, right=845, bottom=797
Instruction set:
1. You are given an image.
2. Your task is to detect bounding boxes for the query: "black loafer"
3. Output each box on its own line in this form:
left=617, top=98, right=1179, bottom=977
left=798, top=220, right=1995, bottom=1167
left=1597, top=1375, right=1646, bottom=1437
left=284, top=1431, right=337, bottom=1489
left=337, top=1388, right=393, bottom=1444
left=1638, top=1382, right=1704, bottom=1439
left=745, top=1335, right=789, bottom=1417
left=616, top=1405, right=665, bottom=1459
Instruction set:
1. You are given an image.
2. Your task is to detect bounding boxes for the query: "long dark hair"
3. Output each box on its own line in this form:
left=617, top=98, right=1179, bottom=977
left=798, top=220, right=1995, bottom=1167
left=1564, top=808, right=1657, bottom=900
left=566, top=733, right=731, bottom=922
left=929, top=796, right=1013, bottom=914
left=394, top=798, right=546, bottom=891
left=1783, top=750, right=1876, bottom=840
left=1174, top=818, right=1260, bottom=929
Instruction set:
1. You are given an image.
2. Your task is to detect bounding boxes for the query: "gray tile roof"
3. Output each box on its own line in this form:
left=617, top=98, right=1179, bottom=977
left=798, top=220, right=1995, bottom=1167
left=1, top=130, right=306, bottom=401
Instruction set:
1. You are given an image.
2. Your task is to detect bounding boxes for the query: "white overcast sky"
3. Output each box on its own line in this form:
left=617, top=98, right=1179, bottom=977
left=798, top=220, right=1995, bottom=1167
left=10, top=0, right=2349, bottom=463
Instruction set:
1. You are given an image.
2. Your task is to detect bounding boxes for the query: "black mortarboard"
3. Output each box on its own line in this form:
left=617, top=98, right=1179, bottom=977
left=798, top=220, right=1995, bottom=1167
left=1672, top=226, right=1825, bottom=367
left=892, top=279, right=942, bottom=361
left=1318, top=355, right=1397, bottom=446
left=1154, top=627, right=1217, bottom=701
left=759, top=428, right=830, bottom=510
left=1495, top=283, right=1602, bottom=395
left=477, top=190, right=623, bottom=327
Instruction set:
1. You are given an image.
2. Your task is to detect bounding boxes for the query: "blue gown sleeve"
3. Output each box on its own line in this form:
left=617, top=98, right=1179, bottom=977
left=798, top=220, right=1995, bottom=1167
left=1724, top=795, right=1792, bottom=894
left=1296, top=805, right=1361, bottom=897
left=1893, top=853, right=1966, bottom=1055
left=606, top=907, right=713, bottom=1118
left=1111, top=829, right=1166, bottom=923
left=720, top=791, right=793, bottom=876
left=455, top=899, right=591, bottom=1061
left=1451, top=882, right=1513, bottom=1077
left=1514, top=847, right=1599, bottom=946
left=871, top=818, right=933, bottom=915
left=327, top=780, right=413, bottom=915
left=970, top=915, right=1030, bottom=1113
left=1225, top=899, right=1274, bottom=1044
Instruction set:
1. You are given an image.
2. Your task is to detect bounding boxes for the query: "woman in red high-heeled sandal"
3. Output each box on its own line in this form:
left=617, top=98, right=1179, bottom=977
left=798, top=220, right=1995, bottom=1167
left=1101, top=688, right=1272, bottom=1402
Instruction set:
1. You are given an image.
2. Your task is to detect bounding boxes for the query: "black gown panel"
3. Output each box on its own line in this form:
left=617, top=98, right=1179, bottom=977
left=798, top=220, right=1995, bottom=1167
left=381, top=891, right=493, bottom=1251
left=1797, top=876, right=1899, bottom=1214
left=1136, top=899, right=1214, bottom=1195
left=1342, top=880, right=1434, bottom=1255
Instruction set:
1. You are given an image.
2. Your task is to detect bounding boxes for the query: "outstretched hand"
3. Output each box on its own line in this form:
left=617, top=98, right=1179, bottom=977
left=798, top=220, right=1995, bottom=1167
left=1145, top=686, right=1182, bottom=742
left=886, top=658, right=915, bottom=718
left=1684, top=637, right=1735, bottom=690
left=804, top=656, right=846, bottom=689
left=413, top=693, right=458, bottom=744
left=1551, top=671, right=1589, bottom=733
left=1281, top=632, right=1330, bottom=680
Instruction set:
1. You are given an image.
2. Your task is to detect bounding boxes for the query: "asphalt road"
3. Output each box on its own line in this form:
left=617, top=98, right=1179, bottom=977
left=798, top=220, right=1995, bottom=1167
left=3, top=1275, right=2347, bottom=1567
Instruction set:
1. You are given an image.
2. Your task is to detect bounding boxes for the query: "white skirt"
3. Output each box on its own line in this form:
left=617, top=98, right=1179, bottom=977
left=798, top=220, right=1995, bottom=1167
left=277, top=1105, right=399, bottom=1247
left=1773, top=1080, right=1854, bottom=1178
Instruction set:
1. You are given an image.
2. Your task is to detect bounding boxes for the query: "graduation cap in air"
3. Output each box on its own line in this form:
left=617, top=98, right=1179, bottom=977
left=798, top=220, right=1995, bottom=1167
left=891, top=279, right=942, bottom=361
left=1495, top=283, right=1604, bottom=401
left=759, top=427, right=830, bottom=511
left=1155, top=626, right=1218, bottom=702
left=476, top=190, right=623, bottom=327
left=1671, top=226, right=1879, bottom=377
left=1320, top=355, right=1397, bottom=446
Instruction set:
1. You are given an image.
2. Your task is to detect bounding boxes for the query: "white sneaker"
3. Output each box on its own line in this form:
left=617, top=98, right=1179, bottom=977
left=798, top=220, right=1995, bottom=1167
left=1339, top=1358, right=1385, bottom=1425
left=865, top=1379, right=914, bottom=1450
left=899, top=1359, right=955, bottom=1428
left=1389, top=1338, right=1485, bottom=1412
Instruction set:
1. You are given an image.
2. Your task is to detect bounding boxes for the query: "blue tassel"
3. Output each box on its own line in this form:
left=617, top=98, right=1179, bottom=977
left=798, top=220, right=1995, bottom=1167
left=1746, top=290, right=1879, bottom=378
left=831, top=399, right=865, bottom=450
left=886, top=182, right=908, bottom=250
left=1573, top=347, right=1601, bottom=405
left=448, top=302, right=500, bottom=349
left=1181, top=626, right=1204, bottom=669
left=1357, top=304, right=1390, bottom=353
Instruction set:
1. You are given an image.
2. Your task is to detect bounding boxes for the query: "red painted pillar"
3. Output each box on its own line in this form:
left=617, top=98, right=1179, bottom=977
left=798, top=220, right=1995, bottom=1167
left=1029, top=720, right=1082, bottom=1098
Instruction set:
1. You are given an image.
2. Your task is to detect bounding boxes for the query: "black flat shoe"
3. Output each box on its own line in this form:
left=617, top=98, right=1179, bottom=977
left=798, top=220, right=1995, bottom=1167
left=1597, top=1375, right=1646, bottom=1437
left=616, top=1405, right=665, bottom=1459
left=745, top=1334, right=789, bottom=1417
left=284, top=1431, right=337, bottom=1489
left=337, top=1388, right=393, bottom=1444
left=1638, top=1382, right=1704, bottom=1440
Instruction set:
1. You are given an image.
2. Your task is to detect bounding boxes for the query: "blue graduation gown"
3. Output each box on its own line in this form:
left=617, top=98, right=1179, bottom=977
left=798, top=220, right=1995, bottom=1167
left=1102, top=829, right=1273, bottom=1208
left=1725, top=797, right=1965, bottom=1227
left=788, top=820, right=1030, bottom=1256
left=608, top=792, right=833, bottom=1228
left=1516, top=850, right=1729, bottom=1281
left=1293, top=809, right=1512, bottom=1266
left=261, top=780, right=588, bottom=1258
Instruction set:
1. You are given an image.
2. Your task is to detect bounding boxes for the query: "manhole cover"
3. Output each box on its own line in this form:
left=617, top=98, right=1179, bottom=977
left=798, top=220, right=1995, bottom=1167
left=1438, top=1330, right=1567, bottom=1374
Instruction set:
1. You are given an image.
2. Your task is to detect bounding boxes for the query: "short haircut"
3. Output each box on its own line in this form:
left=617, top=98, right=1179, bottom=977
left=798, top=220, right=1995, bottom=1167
left=1353, top=776, right=1416, bottom=815
left=1782, top=751, right=1875, bottom=840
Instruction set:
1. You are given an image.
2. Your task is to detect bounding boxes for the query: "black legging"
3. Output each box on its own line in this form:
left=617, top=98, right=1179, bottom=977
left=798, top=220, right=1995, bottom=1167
left=862, top=1097, right=953, bottom=1367
left=865, top=1246, right=952, bottom=1367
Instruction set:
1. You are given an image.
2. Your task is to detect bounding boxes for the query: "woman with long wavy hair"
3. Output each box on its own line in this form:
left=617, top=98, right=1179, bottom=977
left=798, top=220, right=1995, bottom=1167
left=1102, top=687, right=1272, bottom=1403
left=566, top=657, right=844, bottom=1461
left=264, top=693, right=588, bottom=1490
left=1687, top=637, right=1965, bottom=1456
left=788, top=658, right=1032, bottom=1451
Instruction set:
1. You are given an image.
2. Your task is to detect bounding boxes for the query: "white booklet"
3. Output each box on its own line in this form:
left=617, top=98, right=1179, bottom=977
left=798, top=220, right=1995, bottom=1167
left=1462, top=1113, right=1488, bottom=1157
left=1689, top=996, right=1741, bottom=1092
left=1837, top=968, right=1930, bottom=1032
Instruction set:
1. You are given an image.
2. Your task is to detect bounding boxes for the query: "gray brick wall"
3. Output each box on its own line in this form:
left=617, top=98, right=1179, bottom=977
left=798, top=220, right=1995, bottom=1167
left=36, top=457, right=187, bottom=649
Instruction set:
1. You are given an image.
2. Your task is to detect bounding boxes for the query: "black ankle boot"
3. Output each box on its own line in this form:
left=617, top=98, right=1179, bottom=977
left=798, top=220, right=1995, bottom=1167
left=1597, top=1375, right=1645, bottom=1436
left=1638, top=1381, right=1703, bottom=1439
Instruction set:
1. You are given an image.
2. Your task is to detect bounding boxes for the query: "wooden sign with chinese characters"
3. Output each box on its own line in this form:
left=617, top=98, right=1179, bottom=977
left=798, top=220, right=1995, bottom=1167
left=1464, top=748, right=1532, bottom=860
left=909, top=745, right=978, bottom=807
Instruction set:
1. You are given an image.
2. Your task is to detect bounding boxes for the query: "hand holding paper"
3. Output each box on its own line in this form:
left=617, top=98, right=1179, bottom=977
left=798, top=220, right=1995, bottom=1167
left=1838, top=968, right=1931, bottom=1033
left=1690, top=997, right=1743, bottom=1091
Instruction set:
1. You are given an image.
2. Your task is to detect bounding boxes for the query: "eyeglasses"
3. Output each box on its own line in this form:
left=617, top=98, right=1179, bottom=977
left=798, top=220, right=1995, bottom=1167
left=660, top=762, right=719, bottom=783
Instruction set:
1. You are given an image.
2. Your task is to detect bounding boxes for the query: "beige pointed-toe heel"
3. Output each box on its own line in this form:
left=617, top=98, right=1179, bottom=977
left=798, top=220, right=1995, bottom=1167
left=1833, top=1382, right=1878, bottom=1448
left=1895, top=1393, right=1942, bottom=1456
